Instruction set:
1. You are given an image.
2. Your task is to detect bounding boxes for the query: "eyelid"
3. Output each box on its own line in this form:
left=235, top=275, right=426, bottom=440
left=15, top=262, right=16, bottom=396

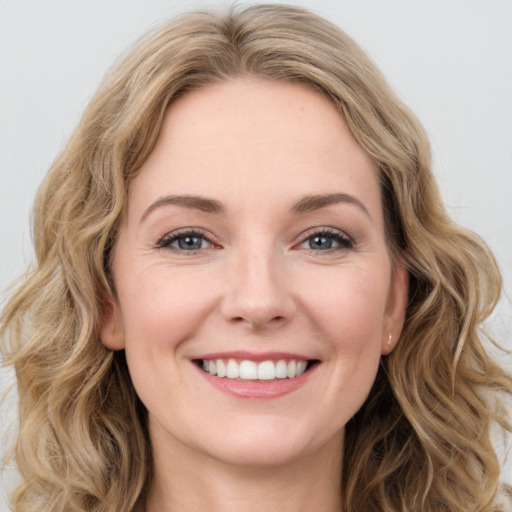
left=154, top=226, right=354, bottom=253
left=295, top=227, right=355, bottom=251
left=156, top=227, right=219, bottom=251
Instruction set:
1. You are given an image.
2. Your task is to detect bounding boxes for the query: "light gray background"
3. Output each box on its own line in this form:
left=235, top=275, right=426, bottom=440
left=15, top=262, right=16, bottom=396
left=1, top=0, right=511, bottom=509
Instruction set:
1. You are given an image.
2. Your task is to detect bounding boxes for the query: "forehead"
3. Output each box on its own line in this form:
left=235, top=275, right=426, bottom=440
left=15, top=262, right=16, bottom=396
left=127, top=78, right=381, bottom=221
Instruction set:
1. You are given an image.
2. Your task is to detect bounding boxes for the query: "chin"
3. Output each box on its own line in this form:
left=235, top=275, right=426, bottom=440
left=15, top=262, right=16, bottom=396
left=193, top=417, right=343, bottom=469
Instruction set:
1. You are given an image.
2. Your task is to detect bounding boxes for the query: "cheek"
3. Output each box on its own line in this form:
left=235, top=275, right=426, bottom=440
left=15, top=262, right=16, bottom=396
left=117, top=264, right=217, bottom=352
left=297, top=265, right=388, bottom=426
left=116, top=266, right=218, bottom=414
left=296, top=262, right=391, bottom=348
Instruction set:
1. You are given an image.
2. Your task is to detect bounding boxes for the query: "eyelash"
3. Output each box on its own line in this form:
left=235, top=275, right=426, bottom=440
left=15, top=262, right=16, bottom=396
left=297, top=228, right=354, bottom=253
left=156, top=227, right=354, bottom=254
left=156, top=228, right=216, bottom=254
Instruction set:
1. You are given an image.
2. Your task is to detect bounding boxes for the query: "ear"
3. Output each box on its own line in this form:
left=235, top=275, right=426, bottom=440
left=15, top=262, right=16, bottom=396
left=100, top=292, right=125, bottom=351
left=381, top=262, right=409, bottom=355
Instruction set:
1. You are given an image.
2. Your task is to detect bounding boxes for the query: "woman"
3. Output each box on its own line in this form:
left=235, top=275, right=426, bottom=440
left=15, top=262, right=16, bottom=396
left=1, top=4, right=511, bottom=511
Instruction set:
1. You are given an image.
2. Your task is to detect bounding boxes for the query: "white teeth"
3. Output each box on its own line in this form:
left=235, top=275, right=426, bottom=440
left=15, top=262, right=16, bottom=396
left=216, top=359, right=226, bottom=378
left=201, top=358, right=311, bottom=380
left=297, top=360, right=307, bottom=376
left=226, top=359, right=239, bottom=379
left=258, top=360, right=275, bottom=380
left=276, top=360, right=288, bottom=378
left=287, top=360, right=296, bottom=379
left=239, top=360, right=258, bottom=380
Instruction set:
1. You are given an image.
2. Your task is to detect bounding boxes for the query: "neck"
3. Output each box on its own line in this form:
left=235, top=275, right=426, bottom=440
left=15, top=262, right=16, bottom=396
left=145, top=425, right=344, bottom=512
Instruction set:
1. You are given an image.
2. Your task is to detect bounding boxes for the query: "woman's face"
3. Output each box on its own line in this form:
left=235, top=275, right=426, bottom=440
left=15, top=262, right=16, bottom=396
left=101, top=78, right=408, bottom=468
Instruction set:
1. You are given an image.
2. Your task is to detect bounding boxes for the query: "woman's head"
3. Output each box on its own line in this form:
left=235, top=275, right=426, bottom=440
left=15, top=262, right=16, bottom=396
left=2, top=4, right=509, bottom=511
left=35, top=3, right=432, bottom=331
left=99, top=76, right=409, bottom=472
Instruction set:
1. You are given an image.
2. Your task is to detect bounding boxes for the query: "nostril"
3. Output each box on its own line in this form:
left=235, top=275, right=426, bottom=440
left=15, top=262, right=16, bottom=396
left=230, top=315, right=285, bottom=327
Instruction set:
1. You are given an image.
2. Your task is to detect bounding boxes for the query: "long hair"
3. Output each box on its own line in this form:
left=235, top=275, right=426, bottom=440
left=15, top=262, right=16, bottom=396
left=2, top=4, right=511, bottom=511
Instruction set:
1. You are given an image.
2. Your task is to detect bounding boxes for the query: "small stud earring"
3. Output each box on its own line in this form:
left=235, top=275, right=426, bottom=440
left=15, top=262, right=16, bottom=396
left=387, top=332, right=392, bottom=347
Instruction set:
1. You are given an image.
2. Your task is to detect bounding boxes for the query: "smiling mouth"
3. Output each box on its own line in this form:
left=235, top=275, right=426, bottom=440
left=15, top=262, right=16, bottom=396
left=195, top=358, right=319, bottom=381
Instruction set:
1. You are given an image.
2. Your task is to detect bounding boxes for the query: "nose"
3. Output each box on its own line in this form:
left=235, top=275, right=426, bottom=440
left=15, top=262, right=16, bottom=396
left=220, top=245, right=297, bottom=332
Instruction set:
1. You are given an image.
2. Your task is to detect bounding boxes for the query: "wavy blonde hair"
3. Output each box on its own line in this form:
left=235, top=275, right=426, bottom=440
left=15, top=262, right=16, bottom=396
left=1, top=4, right=511, bottom=511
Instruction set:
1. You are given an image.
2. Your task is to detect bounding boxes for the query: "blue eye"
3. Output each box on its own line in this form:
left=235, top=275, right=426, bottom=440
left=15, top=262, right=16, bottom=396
left=174, top=235, right=206, bottom=250
left=299, top=229, right=353, bottom=252
left=308, top=235, right=335, bottom=250
left=157, top=230, right=213, bottom=252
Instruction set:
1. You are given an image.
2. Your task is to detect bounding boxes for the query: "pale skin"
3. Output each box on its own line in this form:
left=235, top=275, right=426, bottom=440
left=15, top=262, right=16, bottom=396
left=101, top=78, right=408, bottom=512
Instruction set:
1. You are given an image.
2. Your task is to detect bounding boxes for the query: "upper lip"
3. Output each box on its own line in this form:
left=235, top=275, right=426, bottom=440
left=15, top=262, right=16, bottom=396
left=192, top=351, right=315, bottom=362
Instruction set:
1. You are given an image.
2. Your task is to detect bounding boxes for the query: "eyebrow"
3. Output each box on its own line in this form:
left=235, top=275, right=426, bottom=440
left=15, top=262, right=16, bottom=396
left=140, top=192, right=370, bottom=222
left=141, top=195, right=224, bottom=222
left=291, top=193, right=371, bottom=218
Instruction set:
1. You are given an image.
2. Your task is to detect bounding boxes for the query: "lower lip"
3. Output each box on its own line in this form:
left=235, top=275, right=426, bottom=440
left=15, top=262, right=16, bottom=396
left=195, top=363, right=316, bottom=399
